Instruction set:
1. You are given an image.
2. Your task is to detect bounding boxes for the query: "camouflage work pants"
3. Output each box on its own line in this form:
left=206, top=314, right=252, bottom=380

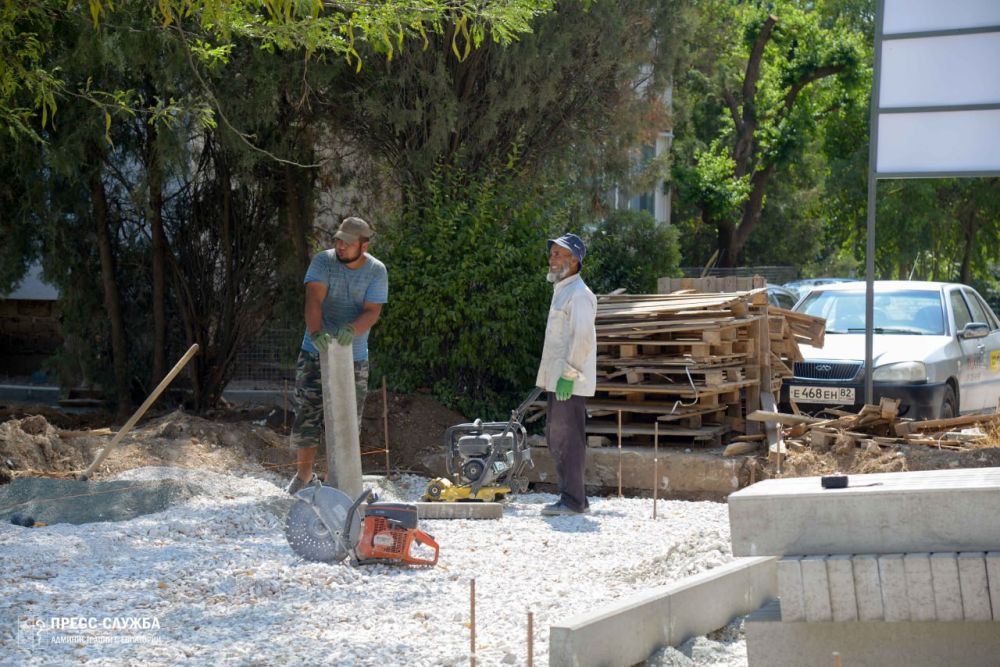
left=289, top=350, right=369, bottom=450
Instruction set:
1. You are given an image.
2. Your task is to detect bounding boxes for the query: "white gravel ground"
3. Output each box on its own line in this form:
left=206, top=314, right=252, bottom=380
left=1, top=467, right=747, bottom=666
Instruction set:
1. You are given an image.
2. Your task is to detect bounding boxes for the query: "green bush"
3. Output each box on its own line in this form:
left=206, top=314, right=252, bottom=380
left=372, top=169, right=568, bottom=418
left=584, top=209, right=682, bottom=294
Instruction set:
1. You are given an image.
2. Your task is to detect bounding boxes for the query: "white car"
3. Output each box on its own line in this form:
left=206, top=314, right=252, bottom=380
left=783, top=281, right=1000, bottom=419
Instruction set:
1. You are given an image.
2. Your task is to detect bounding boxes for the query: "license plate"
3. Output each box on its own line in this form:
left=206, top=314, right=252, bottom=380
left=789, top=385, right=855, bottom=404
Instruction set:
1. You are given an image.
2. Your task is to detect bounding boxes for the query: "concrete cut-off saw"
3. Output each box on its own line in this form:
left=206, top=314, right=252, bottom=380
left=422, top=387, right=542, bottom=503
left=285, top=483, right=439, bottom=566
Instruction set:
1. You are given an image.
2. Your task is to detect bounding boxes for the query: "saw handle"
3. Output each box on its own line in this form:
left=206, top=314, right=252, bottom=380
left=343, top=488, right=375, bottom=555
left=408, top=530, right=440, bottom=566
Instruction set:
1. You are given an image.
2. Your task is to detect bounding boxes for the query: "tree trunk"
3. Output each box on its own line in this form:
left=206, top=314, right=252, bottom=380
left=89, top=146, right=131, bottom=414
left=731, top=163, right=776, bottom=263
left=145, top=122, right=167, bottom=385
left=284, top=163, right=312, bottom=272
left=717, top=218, right=738, bottom=268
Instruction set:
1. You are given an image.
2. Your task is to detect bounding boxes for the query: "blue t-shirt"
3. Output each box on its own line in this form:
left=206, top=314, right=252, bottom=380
left=300, top=251, right=388, bottom=361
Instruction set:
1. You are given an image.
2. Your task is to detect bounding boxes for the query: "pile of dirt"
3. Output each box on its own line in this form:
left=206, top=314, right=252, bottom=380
left=0, top=391, right=468, bottom=482
left=0, top=410, right=288, bottom=480
left=357, top=390, right=468, bottom=476
left=777, top=439, right=1000, bottom=478
left=0, top=414, right=92, bottom=477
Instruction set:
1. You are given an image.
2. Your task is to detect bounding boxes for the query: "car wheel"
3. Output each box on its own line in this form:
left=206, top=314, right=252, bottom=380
left=939, top=385, right=957, bottom=420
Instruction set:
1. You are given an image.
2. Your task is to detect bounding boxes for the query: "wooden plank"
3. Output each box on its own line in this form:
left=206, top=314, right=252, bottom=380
left=597, top=357, right=750, bottom=370
left=586, top=422, right=728, bottom=439
left=747, top=410, right=821, bottom=425
left=596, top=379, right=758, bottom=397
left=603, top=367, right=733, bottom=384
left=895, top=413, right=999, bottom=436
left=723, top=441, right=763, bottom=457
left=879, top=397, right=901, bottom=420
left=657, top=405, right=730, bottom=422
left=596, top=317, right=753, bottom=334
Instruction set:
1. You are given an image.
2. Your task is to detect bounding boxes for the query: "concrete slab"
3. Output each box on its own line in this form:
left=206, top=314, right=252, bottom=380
left=776, top=557, right=805, bottom=622
left=930, top=552, right=963, bottom=621
left=957, top=552, right=992, bottom=621
left=746, top=599, right=1000, bottom=667
left=852, top=554, right=884, bottom=621
left=800, top=556, right=832, bottom=622
left=728, top=467, right=1000, bottom=556
left=549, top=557, right=776, bottom=667
left=988, top=552, right=1000, bottom=621
left=414, top=502, right=502, bottom=520
left=877, top=554, right=909, bottom=622
left=903, top=553, right=935, bottom=622
left=826, top=555, right=858, bottom=622
left=320, top=342, right=362, bottom=498
left=528, top=444, right=751, bottom=502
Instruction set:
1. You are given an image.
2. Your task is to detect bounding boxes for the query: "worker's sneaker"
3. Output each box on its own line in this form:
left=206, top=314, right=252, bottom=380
left=286, top=473, right=318, bottom=496
left=541, top=501, right=584, bottom=516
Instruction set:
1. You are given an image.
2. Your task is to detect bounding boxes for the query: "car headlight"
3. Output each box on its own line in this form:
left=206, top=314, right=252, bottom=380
left=873, top=361, right=927, bottom=382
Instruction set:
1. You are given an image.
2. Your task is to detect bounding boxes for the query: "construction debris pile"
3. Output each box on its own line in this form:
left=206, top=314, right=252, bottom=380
left=749, top=396, right=1000, bottom=459
left=587, top=278, right=824, bottom=448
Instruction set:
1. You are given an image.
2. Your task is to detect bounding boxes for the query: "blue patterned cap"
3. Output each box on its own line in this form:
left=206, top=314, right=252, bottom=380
left=547, top=233, right=586, bottom=266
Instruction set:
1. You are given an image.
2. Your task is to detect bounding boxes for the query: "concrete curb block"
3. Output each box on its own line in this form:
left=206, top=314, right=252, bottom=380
left=747, top=599, right=1000, bottom=667
left=413, top=502, right=502, bottom=520
left=549, top=556, right=777, bottom=667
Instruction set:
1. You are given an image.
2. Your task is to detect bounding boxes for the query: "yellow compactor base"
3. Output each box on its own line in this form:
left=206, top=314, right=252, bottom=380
left=422, top=477, right=509, bottom=503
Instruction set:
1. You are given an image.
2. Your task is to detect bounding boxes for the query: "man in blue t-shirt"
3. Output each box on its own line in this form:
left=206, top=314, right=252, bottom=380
left=286, top=216, right=389, bottom=495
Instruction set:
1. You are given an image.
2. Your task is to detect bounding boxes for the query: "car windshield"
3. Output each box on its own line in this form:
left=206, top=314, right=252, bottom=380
left=795, top=289, right=945, bottom=335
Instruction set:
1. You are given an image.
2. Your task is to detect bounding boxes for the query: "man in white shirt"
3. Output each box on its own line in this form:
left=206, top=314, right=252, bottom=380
left=535, top=233, right=597, bottom=516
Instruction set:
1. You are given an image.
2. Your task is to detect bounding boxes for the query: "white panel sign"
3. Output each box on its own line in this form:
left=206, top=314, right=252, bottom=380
left=877, top=109, right=1000, bottom=174
left=884, top=0, right=1000, bottom=35
left=881, top=33, right=1000, bottom=108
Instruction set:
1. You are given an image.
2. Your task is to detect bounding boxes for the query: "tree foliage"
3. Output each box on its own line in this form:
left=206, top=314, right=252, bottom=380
left=585, top=210, right=681, bottom=294
left=329, top=0, right=683, bottom=189
left=373, top=167, right=565, bottom=417
left=1, top=0, right=555, bottom=143
left=671, top=0, right=866, bottom=267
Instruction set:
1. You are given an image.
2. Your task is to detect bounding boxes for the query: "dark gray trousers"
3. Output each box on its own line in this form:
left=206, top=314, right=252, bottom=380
left=545, top=392, right=589, bottom=512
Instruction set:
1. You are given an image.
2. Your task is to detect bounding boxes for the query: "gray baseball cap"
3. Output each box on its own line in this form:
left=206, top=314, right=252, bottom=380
left=334, top=217, right=374, bottom=244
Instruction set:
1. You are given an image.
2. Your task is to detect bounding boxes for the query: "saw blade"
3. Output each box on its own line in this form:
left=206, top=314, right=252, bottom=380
left=284, top=484, right=360, bottom=563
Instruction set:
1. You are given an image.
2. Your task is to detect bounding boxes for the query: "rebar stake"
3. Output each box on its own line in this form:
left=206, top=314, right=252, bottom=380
left=470, top=578, right=476, bottom=667
left=617, top=410, right=623, bottom=497
left=382, top=375, right=391, bottom=476
left=527, top=611, right=534, bottom=667
left=653, top=422, right=659, bottom=519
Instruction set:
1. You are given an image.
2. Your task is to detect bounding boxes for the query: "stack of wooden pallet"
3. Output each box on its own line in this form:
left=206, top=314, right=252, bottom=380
left=592, top=289, right=763, bottom=446
left=587, top=278, right=825, bottom=447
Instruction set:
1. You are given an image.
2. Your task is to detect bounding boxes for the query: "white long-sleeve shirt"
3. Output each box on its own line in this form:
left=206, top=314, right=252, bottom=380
left=535, top=273, right=597, bottom=397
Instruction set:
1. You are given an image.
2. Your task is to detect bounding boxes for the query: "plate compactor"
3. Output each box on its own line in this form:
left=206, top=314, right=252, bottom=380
left=422, top=387, right=542, bottom=503
left=285, top=484, right=439, bottom=566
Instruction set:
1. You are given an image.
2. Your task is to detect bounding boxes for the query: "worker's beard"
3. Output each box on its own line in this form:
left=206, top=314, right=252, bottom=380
left=336, top=248, right=363, bottom=264
left=547, top=265, right=570, bottom=284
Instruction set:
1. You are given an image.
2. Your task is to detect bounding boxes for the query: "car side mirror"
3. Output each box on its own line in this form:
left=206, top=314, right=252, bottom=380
left=959, top=322, right=990, bottom=339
